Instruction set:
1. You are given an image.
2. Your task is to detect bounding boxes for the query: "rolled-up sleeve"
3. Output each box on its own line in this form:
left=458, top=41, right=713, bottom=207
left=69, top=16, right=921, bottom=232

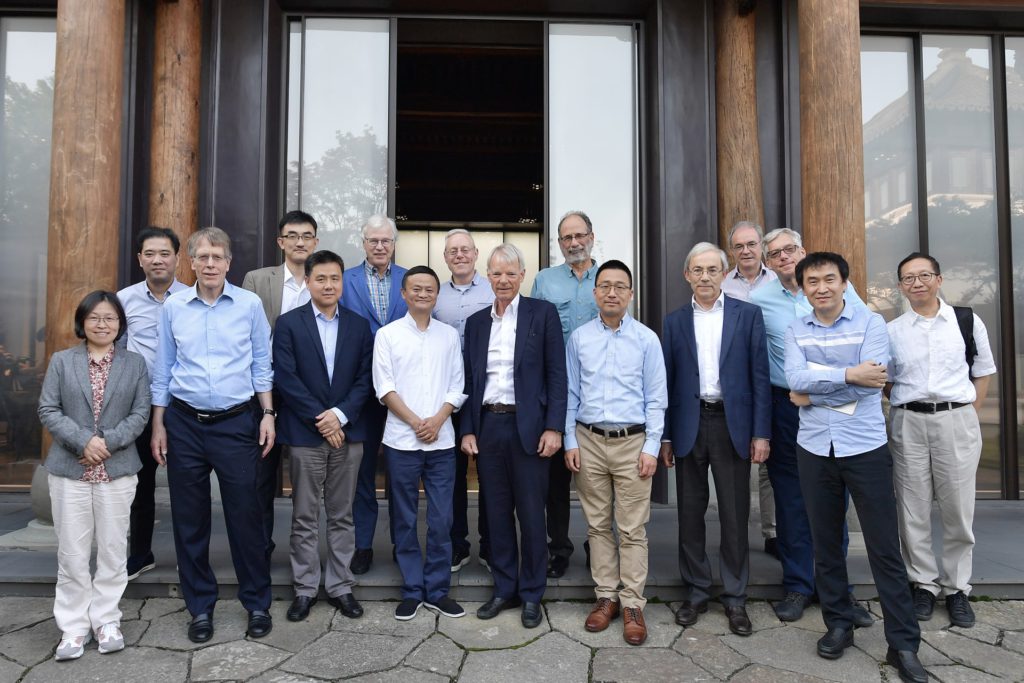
left=444, top=331, right=467, bottom=411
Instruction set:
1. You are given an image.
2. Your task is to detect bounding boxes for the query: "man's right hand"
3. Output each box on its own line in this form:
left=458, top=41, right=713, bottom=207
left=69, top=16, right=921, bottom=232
left=659, top=442, right=675, bottom=468
left=565, top=448, right=581, bottom=473
left=845, top=360, right=888, bottom=388
left=461, top=434, right=478, bottom=457
left=151, top=424, right=168, bottom=466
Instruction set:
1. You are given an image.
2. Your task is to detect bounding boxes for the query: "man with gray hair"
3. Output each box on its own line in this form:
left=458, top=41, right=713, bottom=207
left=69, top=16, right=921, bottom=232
left=660, top=241, right=771, bottom=636
left=341, top=214, right=409, bottom=574
left=433, top=229, right=495, bottom=572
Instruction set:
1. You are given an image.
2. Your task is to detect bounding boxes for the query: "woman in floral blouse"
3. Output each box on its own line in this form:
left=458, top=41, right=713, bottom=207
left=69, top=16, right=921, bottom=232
left=38, top=291, right=151, bottom=661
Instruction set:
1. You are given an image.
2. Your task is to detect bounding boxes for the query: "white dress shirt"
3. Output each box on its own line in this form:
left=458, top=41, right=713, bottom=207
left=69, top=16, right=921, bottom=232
left=693, top=293, right=725, bottom=400
left=373, top=314, right=467, bottom=451
left=281, top=266, right=311, bottom=315
left=887, top=299, right=996, bottom=405
left=483, top=294, right=519, bottom=405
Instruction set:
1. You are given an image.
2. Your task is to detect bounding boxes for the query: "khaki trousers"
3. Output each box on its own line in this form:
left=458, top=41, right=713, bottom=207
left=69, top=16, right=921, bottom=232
left=574, top=427, right=651, bottom=609
left=889, top=405, right=982, bottom=597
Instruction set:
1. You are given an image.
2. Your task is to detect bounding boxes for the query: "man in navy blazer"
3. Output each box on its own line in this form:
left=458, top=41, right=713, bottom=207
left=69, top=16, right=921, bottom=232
left=660, top=242, right=771, bottom=636
left=461, top=243, right=567, bottom=628
left=275, top=250, right=374, bottom=623
left=339, top=214, right=409, bottom=574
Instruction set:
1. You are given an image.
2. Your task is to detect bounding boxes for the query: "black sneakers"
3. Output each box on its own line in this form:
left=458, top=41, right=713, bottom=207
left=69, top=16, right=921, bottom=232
left=946, top=591, right=975, bottom=628
left=912, top=587, right=936, bottom=621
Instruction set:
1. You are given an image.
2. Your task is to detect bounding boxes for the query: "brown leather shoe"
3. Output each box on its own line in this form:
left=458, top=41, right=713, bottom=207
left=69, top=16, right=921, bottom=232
left=622, top=606, right=647, bottom=646
left=584, top=598, right=620, bottom=632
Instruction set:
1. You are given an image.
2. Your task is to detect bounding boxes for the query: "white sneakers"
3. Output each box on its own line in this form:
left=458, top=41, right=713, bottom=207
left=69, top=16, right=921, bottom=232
left=55, top=624, right=124, bottom=661
left=54, top=634, right=90, bottom=661
left=95, top=623, right=125, bottom=654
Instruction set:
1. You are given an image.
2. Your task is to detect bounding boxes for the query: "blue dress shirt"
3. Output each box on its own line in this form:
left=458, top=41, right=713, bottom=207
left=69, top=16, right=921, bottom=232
left=531, top=261, right=600, bottom=343
left=152, top=282, right=274, bottom=410
left=314, top=305, right=350, bottom=426
left=432, top=272, right=495, bottom=349
left=784, top=302, right=889, bottom=457
left=117, top=279, right=189, bottom=374
left=565, top=314, right=668, bottom=456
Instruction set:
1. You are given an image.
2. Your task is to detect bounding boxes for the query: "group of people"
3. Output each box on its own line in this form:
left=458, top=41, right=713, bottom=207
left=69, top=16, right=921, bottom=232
left=37, top=212, right=994, bottom=683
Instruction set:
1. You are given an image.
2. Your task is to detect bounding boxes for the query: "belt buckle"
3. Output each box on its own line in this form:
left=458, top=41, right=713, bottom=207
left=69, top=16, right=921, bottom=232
left=196, top=411, right=212, bottom=423
left=926, top=403, right=938, bottom=413
left=611, top=427, right=624, bottom=438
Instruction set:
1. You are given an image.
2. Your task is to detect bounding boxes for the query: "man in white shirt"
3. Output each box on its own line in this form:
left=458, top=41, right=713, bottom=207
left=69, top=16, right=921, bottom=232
left=373, top=265, right=467, bottom=621
left=886, top=252, right=996, bottom=629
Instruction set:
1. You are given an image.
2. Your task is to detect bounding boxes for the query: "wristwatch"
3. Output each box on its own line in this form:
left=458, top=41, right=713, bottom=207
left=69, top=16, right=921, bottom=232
left=263, top=408, right=277, bottom=418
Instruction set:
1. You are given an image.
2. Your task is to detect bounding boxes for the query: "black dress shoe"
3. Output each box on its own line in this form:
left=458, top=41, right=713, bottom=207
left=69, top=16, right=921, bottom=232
left=546, top=555, right=569, bottom=578
left=187, top=613, right=214, bottom=643
left=351, top=548, right=373, bottom=575
left=287, top=595, right=317, bottom=622
left=849, top=594, right=874, bottom=628
left=477, top=596, right=522, bottom=620
left=725, top=604, right=752, bottom=636
left=247, top=610, right=273, bottom=638
left=773, top=592, right=812, bottom=622
left=521, top=602, right=543, bottom=628
left=329, top=593, right=364, bottom=619
left=675, top=600, right=708, bottom=626
left=816, top=626, right=854, bottom=659
left=886, top=647, right=929, bottom=683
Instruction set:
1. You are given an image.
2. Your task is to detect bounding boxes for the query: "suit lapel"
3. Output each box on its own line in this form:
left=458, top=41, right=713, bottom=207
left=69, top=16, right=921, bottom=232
left=73, top=346, right=94, bottom=411
left=681, top=307, right=698, bottom=364
left=96, top=351, right=127, bottom=421
left=329, top=312, right=349, bottom=393
left=268, top=266, right=284, bottom=321
left=299, top=305, right=330, bottom=380
left=719, top=297, right=739, bottom=367
left=385, top=268, right=402, bottom=324
left=513, top=299, right=530, bottom=372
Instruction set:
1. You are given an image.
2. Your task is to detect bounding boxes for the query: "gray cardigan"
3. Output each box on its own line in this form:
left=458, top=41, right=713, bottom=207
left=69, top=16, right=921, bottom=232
left=38, top=343, right=151, bottom=480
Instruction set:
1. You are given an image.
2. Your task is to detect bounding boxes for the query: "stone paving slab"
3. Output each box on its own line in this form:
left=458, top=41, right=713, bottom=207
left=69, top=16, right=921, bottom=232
left=21, top=646, right=188, bottom=683
left=459, top=632, right=590, bottom=683
left=278, top=630, right=424, bottom=680
left=545, top=601, right=681, bottom=648
left=922, top=629, right=1024, bottom=679
left=405, top=633, right=465, bottom=678
left=0, top=657, right=26, bottom=683
left=1001, top=630, right=1024, bottom=657
left=139, top=597, right=187, bottom=622
left=924, top=664, right=1006, bottom=682
left=849, top=617, right=952, bottom=667
left=0, top=618, right=57, bottom=667
left=724, top=623, right=882, bottom=682
left=438, top=601, right=550, bottom=649
left=592, top=647, right=713, bottom=681
left=728, top=663, right=833, bottom=682
left=0, top=597, right=52, bottom=636
left=138, top=601, right=249, bottom=651
left=346, top=666, right=451, bottom=682
left=971, top=600, right=1024, bottom=630
left=256, top=600, right=334, bottom=653
left=330, top=600, right=438, bottom=638
left=189, top=640, right=291, bottom=681
left=673, top=627, right=752, bottom=678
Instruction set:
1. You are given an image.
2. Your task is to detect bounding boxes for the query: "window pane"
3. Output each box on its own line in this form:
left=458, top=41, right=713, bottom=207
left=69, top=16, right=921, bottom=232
left=0, top=17, right=56, bottom=487
left=861, top=35, right=919, bottom=319
left=548, top=24, right=638, bottom=287
left=285, top=21, right=301, bottom=213
left=1006, top=38, right=1024, bottom=496
left=923, top=35, right=1001, bottom=496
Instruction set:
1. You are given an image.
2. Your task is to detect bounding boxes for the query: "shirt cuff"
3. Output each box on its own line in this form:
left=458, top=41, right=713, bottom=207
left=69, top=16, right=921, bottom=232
left=331, top=407, right=348, bottom=426
left=832, top=367, right=848, bottom=385
left=642, top=438, right=660, bottom=456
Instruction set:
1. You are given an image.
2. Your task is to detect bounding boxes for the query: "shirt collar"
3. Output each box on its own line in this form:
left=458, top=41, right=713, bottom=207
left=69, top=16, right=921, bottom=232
left=910, top=298, right=953, bottom=325
left=691, top=291, right=725, bottom=313
left=448, top=272, right=486, bottom=289
left=599, top=312, right=632, bottom=332
left=491, top=294, right=521, bottom=321
left=314, top=304, right=339, bottom=322
left=561, top=260, right=598, bottom=281
left=145, top=278, right=186, bottom=302
left=184, top=280, right=236, bottom=304
left=284, top=266, right=306, bottom=288
left=89, top=346, right=115, bottom=366
left=804, top=299, right=855, bottom=327
left=364, top=260, right=391, bottom=279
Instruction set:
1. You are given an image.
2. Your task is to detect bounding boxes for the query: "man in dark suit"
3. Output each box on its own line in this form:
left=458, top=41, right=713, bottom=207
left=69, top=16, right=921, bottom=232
left=273, top=250, right=374, bottom=623
left=461, top=243, right=567, bottom=629
left=339, top=214, right=409, bottom=574
left=660, top=241, right=771, bottom=636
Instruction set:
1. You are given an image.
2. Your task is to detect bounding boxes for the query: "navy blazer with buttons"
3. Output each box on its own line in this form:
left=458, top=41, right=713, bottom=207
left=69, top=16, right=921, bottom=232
left=461, top=295, right=568, bottom=456
left=272, top=302, right=374, bottom=447
left=662, top=294, right=771, bottom=459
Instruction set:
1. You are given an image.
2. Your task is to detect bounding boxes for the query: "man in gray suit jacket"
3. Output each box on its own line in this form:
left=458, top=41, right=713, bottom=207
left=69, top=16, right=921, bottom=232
left=242, top=210, right=320, bottom=565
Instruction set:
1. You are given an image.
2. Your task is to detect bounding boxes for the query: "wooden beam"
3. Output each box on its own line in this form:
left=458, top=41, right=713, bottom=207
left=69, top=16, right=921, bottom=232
left=46, top=0, right=126, bottom=359
left=862, top=0, right=1024, bottom=7
left=714, top=0, right=765, bottom=244
left=150, top=0, right=202, bottom=283
left=799, top=0, right=867, bottom=293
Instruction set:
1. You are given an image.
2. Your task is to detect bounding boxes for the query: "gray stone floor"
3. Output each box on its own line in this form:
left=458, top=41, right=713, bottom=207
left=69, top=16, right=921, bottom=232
left=2, top=595, right=1023, bottom=682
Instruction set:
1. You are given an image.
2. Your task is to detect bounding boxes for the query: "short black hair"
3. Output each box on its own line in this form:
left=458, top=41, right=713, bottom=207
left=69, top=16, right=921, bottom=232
left=304, top=249, right=345, bottom=278
left=402, top=265, right=441, bottom=290
left=136, top=226, right=180, bottom=254
left=896, top=251, right=941, bottom=280
left=74, top=290, right=128, bottom=343
left=796, top=251, right=849, bottom=287
left=596, top=259, right=632, bottom=289
left=279, top=210, right=318, bottom=234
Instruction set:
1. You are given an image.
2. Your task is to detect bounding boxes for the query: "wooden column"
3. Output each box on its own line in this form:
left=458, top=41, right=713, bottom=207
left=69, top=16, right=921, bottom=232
left=45, top=0, right=127, bottom=358
left=715, top=0, right=765, bottom=244
left=799, top=0, right=866, bottom=292
left=150, top=0, right=202, bottom=283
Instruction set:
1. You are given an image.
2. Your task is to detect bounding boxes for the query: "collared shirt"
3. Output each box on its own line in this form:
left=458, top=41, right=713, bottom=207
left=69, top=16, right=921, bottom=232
left=531, top=261, right=600, bottom=343
left=314, top=305, right=349, bottom=426
left=784, top=302, right=889, bottom=457
left=82, top=347, right=115, bottom=484
left=565, top=314, right=668, bottom=456
left=152, top=282, right=274, bottom=410
left=117, top=278, right=189, bottom=375
left=282, top=266, right=311, bottom=316
left=483, top=294, right=519, bottom=405
left=693, top=293, right=725, bottom=400
left=751, top=279, right=865, bottom=389
left=364, top=260, right=391, bottom=326
left=721, top=264, right=778, bottom=302
left=433, top=272, right=495, bottom=349
left=373, top=314, right=467, bottom=451
left=888, top=299, right=996, bottom=406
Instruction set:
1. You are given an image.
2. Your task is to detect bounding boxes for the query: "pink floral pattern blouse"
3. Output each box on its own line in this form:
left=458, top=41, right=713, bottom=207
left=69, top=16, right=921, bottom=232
left=80, top=347, right=113, bottom=484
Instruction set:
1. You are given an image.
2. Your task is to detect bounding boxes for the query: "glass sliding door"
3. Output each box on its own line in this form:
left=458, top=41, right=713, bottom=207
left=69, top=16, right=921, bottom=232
left=1005, top=38, right=1024, bottom=496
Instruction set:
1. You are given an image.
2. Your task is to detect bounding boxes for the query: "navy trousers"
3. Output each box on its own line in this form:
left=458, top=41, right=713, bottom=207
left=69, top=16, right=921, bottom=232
left=353, top=403, right=396, bottom=551
left=477, top=411, right=549, bottom=603
left=128, top=417, right=157, bottom=563
left=165, top=401, right=271, bottom=616
left=386, top=445, right=455, bottom=603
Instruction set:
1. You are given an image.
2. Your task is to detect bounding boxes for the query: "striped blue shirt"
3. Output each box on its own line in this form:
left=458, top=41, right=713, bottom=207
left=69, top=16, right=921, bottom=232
left=783, top=302, right=889, bottom=457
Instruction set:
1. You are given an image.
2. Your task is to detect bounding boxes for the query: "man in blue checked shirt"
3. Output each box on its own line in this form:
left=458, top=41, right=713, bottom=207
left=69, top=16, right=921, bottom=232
left=784, top=251, right=927, bottom=683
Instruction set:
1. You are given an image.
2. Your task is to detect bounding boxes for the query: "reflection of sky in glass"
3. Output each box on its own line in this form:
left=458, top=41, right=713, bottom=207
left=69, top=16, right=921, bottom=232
left=861, top=37, right=910, bottom=123
left=549, top=24, right=636, bottom=273
left=4, top=19, right=56, bottom=86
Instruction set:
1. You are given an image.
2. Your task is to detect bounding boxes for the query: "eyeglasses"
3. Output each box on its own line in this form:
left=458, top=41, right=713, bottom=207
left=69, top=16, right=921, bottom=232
left=688, top=267, right=723, bottom=278
left=767, top=244, right=800, bottom=260
left=445, top=247, right=475, bottom=257
left=900, top=272, right=937, bottom=286
left=365, top=238, right=394, bottom=247
left=281, top=232, right=316, bottom=243
left=558, top=231, right=592, bottom=245
left=193, top=254, right=226, bottom=264
left=731, top=240, right=760, bottom=252
left=85, top=316, right=119, bottom=326
left=596, top=283, right=631, bottom=294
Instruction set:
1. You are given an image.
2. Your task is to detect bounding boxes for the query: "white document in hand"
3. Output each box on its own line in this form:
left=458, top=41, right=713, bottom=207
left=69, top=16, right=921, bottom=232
left=806, top=362, right=858, bottom=415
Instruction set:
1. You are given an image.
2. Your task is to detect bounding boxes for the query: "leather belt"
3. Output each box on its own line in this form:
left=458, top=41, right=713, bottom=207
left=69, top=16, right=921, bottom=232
left=172, top=397, right=251, bottom=424
left=896, top=401, right=969, bottom=414
left=578, top=422, right=646, bottom=439
left=484, top=403, right=517, bottom=414
left=700, top=399, right=725, bottom=412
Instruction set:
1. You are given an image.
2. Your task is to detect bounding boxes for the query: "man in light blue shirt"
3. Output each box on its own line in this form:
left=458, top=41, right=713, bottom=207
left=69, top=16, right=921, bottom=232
left=783, top=251, right=926, bottom=683
left=565, top=259, right=666, bottom=646
left=531, top=210, right=600, bottom=578
left=150, top=227, right=277, bottom=644
left=117, top=226, right=188, bottom=581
